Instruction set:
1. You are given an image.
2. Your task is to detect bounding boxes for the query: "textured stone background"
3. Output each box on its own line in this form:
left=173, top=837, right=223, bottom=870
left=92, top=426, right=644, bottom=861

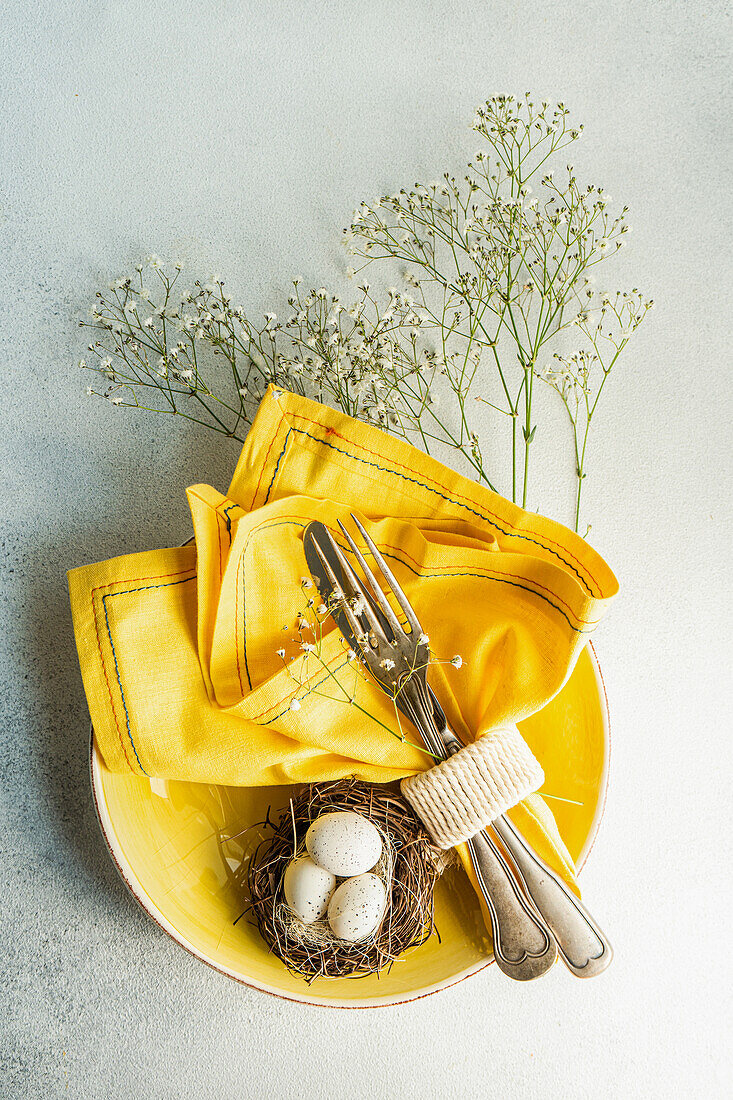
left=1, top=1, right=730, bottom=1097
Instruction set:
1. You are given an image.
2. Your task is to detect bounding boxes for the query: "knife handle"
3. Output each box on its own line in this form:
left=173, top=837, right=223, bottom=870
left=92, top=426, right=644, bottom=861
left=490, top=814, right=613, bottom=977
left=465, top=830, right=558, bottom=981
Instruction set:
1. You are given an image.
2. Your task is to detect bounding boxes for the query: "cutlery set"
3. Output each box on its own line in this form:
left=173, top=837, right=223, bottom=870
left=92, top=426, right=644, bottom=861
left=304, top=516, right=612, bottom=982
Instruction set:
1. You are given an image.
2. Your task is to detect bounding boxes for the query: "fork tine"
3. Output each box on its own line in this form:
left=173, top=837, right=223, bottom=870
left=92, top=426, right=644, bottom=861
left=319, top=528, right=390, bottom=645
left=337, top=520, right=404, bottom=641
left=349, top=514, right=422, bottom=636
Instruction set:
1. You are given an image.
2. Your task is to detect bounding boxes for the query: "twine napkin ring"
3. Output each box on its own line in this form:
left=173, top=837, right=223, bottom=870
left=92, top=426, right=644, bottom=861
left=400, top=725, right=544, bottom=850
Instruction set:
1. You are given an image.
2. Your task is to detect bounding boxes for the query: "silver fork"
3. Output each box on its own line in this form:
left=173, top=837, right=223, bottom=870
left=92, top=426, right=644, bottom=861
left=307, top=521, right=559, bottom=981
left=305, top=516, right=613, bottom=979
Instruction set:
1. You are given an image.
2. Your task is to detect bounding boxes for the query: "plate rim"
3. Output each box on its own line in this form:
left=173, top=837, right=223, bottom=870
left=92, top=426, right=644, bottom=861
left=89, top=640, right=611, bottom=1009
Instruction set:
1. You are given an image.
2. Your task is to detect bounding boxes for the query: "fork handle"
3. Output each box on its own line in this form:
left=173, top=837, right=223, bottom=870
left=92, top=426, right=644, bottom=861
left=466, top=829, right=558, bottom=980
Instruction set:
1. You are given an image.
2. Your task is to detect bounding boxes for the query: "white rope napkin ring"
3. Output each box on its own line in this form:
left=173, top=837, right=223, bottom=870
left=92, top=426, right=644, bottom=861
left=400, top=725, right=544, bottom=850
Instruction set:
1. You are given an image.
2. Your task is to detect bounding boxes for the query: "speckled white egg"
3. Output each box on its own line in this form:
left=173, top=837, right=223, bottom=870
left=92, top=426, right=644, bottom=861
left=328, top=873, right=387, bottom=942
left=305, top=811, right=383, bottom=877
left=283, top=856, right=336, bottom=924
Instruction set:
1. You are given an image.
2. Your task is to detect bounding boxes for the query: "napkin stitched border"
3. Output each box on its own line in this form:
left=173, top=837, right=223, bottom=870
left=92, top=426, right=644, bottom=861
left=253, top=402, right=603, bottom=598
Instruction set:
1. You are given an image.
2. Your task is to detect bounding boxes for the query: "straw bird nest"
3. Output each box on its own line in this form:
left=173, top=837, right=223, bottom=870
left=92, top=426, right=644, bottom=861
left=246, top=778, right=445, bottom=981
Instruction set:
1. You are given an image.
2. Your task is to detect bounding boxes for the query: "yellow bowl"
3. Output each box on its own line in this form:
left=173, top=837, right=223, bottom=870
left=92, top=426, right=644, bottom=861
left=90, top=643, right=609, bottom=1007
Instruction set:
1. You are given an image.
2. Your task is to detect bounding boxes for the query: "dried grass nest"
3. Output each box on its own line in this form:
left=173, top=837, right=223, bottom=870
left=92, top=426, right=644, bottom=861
left=246, top=778, right=446, bottom=981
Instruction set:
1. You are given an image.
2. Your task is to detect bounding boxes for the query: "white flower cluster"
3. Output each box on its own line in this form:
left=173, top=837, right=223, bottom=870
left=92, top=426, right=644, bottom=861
left=80, top=258, right=443, bottom=450
left=345, top=96, right=651, bottom=529
left=80, top=99, right=650, bottom=534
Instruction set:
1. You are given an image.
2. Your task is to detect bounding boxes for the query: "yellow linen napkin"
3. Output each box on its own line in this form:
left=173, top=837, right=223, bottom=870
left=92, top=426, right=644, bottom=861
left=68, top=385, right=617, bottom=897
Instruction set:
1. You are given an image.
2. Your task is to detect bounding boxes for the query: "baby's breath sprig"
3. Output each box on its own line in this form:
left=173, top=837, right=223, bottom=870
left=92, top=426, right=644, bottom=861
left=537, top=290, right=653, bottom=532
left=79, top=262, right=444, bottom=450
left=276, top=584, right=438, bottom=759
left=80, top=261, right=260, bottom=439
left=347, top=94, right=653, bottom=529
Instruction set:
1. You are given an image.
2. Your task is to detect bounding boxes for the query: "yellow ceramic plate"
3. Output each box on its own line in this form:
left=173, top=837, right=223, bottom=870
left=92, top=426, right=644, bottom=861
left=90, top=643, right=609, bottom=1007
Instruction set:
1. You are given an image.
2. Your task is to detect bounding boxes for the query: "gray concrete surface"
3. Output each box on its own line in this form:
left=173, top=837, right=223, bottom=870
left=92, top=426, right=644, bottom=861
left=1, top=1, right=731, bottom=1097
